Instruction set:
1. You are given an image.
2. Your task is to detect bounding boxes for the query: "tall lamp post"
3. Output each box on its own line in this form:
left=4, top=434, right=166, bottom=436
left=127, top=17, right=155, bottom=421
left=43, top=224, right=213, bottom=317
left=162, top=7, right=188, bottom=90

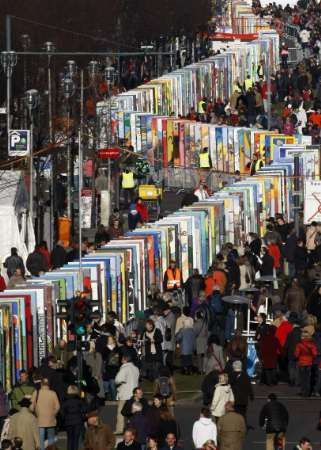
left=44, top=41, right=56, bottom=248
left=1, top=50, right=17, bottom=134
left=21, top=35, right=31, bottom=128
left=25, top=89, right=39, bottom=223
left=63, top=73, right=76, bottom=221
left=103, top=66, right=117, bottom=214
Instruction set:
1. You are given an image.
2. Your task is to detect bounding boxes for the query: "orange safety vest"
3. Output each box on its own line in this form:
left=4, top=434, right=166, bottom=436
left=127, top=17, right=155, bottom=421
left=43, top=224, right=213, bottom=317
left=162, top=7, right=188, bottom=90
left=166, top=268, right=181, bottom=289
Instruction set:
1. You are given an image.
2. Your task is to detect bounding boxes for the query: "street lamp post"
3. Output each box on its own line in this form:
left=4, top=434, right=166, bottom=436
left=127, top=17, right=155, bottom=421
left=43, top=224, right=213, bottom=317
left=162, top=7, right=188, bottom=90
left=25, top=89, right=39, bottom=224
left=1, top=50, right=17, bottom=134
left=103, top=66, right=117, bottom=213
left=63, top=75, right=76, bottom=221
left=21, top=35, right=31, bottom=129
left=44, top=41, right=56, bottom=249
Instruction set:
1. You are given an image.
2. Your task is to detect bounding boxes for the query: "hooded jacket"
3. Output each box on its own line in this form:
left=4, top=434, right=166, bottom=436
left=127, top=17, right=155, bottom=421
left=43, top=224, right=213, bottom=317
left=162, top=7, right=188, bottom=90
left=211, top=384, right=234, bottom=418
left=192, top=417, right=217, bottom=448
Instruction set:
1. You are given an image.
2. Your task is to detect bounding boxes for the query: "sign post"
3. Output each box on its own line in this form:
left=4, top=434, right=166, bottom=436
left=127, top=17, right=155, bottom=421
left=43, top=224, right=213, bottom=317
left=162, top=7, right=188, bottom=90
left=8, top=129, right=30, bottom=156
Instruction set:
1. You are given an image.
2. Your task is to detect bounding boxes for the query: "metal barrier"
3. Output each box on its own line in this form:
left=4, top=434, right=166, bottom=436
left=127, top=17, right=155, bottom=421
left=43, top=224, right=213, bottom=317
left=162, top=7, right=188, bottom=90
left=287, top=46, right=304, bottom=65
left=283, top=23, right=300, bottom=40
left=157, top=167, right=235, bottom=192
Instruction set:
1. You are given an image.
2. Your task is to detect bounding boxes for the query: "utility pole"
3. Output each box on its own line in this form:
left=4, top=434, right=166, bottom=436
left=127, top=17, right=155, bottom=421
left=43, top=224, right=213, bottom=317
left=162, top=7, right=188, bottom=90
left=44, top=41, right=56, bottom=249
left=266, top=50, right=272, bottom=130
left=78, top=69, right=84, bottom=290
left=25, top=89, right=39, bottom=226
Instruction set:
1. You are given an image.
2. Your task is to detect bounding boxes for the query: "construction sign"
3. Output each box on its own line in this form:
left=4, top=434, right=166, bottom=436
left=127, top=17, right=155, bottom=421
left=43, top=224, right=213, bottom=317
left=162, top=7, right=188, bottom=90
left=304, top=180, right=321, bottom=224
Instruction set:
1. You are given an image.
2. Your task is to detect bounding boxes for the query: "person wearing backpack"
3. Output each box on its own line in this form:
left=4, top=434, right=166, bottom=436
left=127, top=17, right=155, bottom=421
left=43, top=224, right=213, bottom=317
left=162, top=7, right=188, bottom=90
left=154, top=368, right=176, bottom=412
left=4, top=248, right=25, bottom=279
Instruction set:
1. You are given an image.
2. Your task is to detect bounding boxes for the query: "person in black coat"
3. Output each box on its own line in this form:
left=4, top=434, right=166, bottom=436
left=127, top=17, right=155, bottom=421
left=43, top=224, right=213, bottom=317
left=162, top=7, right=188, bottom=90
left=230, top=360, right=254, bottom=420
left=51, top=241, right=67, bottom=269
left=60, top=385, right=87, bottom=450
left=294, top=240, right=308, bottom=276
left=260, top=248, right=274, bottom=276
left=142, top=320, right=163, bottom=380
left=121, top=387, right=149, bottom=422
left=201, top=370, right=219, bottom=406
left=184, top=269, right=205, bottom=307
left=158, top=407, right=180, bottom=448
left=128, top=402, right=152, bottom=447
left=26, top=246, right=48, bottom=276
left=117, top=429, right=141, bottom=450
left=101, top=335, right=121, bottom=401
left=259, top=393, right=289, bottom=442
left=283, top=319, right=302, bottom=386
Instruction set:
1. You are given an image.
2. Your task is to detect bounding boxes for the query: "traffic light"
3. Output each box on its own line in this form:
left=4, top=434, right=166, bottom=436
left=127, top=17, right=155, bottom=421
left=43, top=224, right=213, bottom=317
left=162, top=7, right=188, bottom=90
left=72, top=295, right=101, bottom=336
left=56, top=295, right=101, bottom=336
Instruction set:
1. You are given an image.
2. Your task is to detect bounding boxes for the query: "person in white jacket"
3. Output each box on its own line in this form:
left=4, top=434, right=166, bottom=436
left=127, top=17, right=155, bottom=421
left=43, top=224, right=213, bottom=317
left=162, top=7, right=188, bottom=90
left=192, top=407, right=217, bottom=449
left=210, top=373, right=234, bottom=420
left=114, top=354, right=140, bottom=434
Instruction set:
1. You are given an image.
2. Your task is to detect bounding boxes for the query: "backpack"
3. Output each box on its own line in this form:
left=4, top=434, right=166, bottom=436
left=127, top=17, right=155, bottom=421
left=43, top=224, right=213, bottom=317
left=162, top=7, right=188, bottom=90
left=165, top=326, right=172, bottom=342
left=158, top=376, right=172, bottom=398
left=209, top=292, right=224, bottom=314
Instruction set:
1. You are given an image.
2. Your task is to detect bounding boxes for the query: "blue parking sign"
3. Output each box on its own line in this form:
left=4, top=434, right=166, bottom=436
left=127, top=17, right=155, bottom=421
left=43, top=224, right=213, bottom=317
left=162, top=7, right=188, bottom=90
left=8, top=130, right=31, bottom=156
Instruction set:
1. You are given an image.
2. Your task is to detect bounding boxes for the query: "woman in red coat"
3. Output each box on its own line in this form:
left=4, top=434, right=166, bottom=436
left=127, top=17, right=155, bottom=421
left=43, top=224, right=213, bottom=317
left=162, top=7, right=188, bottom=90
left=136, top=197, right=149, bottom=222
left=259, top=325, right=281, bottom=386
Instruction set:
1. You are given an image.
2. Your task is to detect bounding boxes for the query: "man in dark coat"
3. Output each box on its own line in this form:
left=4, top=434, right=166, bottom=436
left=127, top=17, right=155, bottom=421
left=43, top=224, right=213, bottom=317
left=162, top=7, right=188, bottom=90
left=201, top=370, right=219, bottom=406
left=84, top=411, right=115, bottom=450
left=259, top=393, right=289, bottom=450
left=51, top=240, right=67, bottom=269
left=184, top=269, right=205, bottom=307
left=229, top=360, right=254, bottom=421
left=283, top=316, right=302, bottom=386
left=26, top=246, right=48, bottom=276
left=121, top=387, right=149, bottom=422
left=4, top=247, right=25, bottom=278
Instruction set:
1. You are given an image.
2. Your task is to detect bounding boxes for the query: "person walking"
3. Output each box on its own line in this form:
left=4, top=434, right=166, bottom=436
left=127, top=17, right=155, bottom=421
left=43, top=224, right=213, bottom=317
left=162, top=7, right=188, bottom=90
left=192, top=407, right=217, bottom=449
left=84, top=410, right=115, bottom=450
left=60, top=385, right=87, bottom=450
left=30, top=378, right=60, bottom=450
left=128, top=402, right=151, bottom=449
left=210, top=373, right=234, bottom=421
left=295, top=329, right=318, bottom=397
left=9, top=370, right=35, bottom=410
left=4, top=247, right=25, bottom=278
left=142, top=319, right=163, bottom=380
left=8, top=398, right=40, bottom=450
left=114, top=354, right=140, bottom=435
left=259, top=393, right=289, bottom=450
left=217, top=402, right=246, bottom=450
left=229, top=360, right=254, bottom=421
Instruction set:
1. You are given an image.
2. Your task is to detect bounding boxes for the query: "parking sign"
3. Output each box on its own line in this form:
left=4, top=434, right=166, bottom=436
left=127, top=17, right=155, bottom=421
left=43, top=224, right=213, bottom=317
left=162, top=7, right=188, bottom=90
left=8, top=130, right=31, bottom=156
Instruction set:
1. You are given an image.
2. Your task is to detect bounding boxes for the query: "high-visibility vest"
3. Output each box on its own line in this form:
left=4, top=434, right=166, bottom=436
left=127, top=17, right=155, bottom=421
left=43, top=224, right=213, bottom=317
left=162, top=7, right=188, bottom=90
left=199, top=151, right=210, bottom=168
left=244, top=78, right=253, bottom=90
left=166, top=268, right=181, bottom=289
left=258, top=65, right=264, bottom=77
left=122, top=171, right=135, bottom=189
left=198, top=100, right=206, bottom=114
left=255, top=159, right=264, bottom=171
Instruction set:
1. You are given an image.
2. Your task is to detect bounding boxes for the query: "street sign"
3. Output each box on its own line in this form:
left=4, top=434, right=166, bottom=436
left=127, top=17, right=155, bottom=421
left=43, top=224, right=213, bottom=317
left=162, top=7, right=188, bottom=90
left=8, top=130, right=31, bottom=156
left=97, top=148, right=121, bottom=159
left=304, top=180, right=321, bottom=224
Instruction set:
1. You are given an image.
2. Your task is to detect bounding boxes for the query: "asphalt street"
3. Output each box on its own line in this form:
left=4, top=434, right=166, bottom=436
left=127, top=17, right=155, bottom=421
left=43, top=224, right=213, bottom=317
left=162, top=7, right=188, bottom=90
left=99, top=383, right=321, bottom=450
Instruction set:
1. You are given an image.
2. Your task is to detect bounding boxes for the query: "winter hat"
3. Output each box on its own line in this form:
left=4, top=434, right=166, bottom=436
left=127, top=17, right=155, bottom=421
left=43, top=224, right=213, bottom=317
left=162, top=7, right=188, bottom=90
left=19, top=397, right=31, bottom=408
left=232, top=360, right=242, bottom=372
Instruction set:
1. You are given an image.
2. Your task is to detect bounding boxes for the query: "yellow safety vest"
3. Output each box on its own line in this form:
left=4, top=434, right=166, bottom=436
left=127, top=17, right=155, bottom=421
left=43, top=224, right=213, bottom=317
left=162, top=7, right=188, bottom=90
left=255, top=159, right=263, bottom=171
left=199, top=152, right=210, bottom=168
left=244, top=78, right=253, bottom=90
left=198, top=100, right=206, bottom=114
left=122, top=171, right=135, bottom=189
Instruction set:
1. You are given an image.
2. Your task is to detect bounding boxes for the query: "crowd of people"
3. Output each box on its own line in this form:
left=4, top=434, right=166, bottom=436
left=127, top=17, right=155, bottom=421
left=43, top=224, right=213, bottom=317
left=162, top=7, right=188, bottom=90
left=1, top=210, right=321, bottom=449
